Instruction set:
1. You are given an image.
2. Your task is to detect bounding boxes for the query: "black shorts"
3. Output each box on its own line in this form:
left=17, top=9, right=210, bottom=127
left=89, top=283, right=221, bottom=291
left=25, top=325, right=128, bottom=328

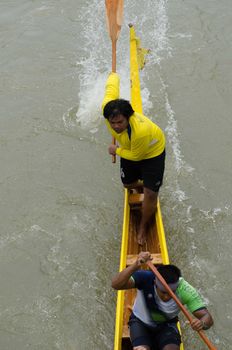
left=120, top=150, right=165, bottom=192
left=128, top=314, right=181, bottom=349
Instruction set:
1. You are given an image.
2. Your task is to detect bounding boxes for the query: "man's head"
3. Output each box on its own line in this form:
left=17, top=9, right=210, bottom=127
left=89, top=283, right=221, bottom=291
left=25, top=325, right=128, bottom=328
left=103, top=99, right=134, bottom=133
left=155, top=264, right=181, bottom=302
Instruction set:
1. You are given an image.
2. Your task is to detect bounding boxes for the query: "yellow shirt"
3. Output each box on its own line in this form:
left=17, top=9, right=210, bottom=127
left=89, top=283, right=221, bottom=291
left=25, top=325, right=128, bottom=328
left=102, top=73, right=165, bottom=161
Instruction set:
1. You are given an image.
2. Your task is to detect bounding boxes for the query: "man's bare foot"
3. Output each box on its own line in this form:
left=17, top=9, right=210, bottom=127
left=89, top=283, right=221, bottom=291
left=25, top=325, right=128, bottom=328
left=137, top=229, right=146, bottom=246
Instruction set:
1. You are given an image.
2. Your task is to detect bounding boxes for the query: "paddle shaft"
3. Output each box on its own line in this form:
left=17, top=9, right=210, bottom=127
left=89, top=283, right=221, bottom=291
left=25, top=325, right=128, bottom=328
left=146, top=261, right=217, bottom=350
left=112, top=40, right=117, bottom=72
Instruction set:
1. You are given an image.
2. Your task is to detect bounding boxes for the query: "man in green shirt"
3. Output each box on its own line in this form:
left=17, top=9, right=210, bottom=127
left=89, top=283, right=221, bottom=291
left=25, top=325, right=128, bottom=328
left=112, top=251, right=214, bottom=350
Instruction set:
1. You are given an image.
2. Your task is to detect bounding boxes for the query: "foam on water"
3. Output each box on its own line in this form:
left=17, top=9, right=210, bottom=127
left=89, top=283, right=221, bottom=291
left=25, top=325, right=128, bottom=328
left=74, top=0, right=118, bottom=131
left=136, top=0, right=195, bottom=201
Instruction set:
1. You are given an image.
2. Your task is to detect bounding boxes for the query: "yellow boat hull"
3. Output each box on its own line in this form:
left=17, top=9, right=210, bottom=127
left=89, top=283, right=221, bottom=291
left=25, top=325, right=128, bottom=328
left=113, top=25, right=183, bottom=350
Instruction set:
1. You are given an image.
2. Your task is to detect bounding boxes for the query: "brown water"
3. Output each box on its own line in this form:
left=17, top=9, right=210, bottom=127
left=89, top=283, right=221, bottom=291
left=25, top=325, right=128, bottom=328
left=0, top=0, right=231, bottom=349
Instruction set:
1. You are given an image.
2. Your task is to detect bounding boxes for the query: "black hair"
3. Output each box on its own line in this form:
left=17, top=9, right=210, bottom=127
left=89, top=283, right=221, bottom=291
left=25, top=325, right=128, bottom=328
left=103, top=99, right=134, bottom=120
left=157, top=264, right=182, bottom=284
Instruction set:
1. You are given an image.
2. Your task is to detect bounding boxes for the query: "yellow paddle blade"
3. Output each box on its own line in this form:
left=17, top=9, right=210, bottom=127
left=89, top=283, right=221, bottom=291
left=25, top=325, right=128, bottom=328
left=105, top=0, right=124, bottom=41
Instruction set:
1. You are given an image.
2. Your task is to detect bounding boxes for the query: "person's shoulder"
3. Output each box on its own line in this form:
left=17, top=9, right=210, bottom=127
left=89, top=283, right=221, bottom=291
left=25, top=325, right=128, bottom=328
left=133, top=112, right=146, bottom=121
left=132, top=112, right=158, bottom=129
left=132, top=270, right=155, bottom=290
left=177, top=277, right=195, bottom=292
left=177, top=278, right=201, bottom=300
left=132, top=270, right=154, bottom=283
left=177, top=278, right=206, bottom=311
left=130, top=113, right=149, bottom=131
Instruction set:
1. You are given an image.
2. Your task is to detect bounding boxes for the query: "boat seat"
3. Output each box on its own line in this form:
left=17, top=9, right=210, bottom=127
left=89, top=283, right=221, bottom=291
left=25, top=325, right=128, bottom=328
left=128, top=193, right=144, bottom=206
left=126, top=253, right=162, bottom=266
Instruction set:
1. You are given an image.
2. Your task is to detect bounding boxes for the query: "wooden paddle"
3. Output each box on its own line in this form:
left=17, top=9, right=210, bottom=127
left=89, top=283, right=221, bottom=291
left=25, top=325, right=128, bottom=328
left=146, top=261, right=218, bottom=350
left=105, top=0, right=123, bottom=163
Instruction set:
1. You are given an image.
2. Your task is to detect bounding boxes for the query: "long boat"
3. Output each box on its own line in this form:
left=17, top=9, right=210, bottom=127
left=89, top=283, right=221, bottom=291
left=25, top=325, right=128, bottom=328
left=113, top=24, right=184, bottom=350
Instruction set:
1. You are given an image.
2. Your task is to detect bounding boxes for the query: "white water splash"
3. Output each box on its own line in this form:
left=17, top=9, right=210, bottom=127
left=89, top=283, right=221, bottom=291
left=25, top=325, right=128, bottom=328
left=76, top=73, right=106, bottom=131
left=70, top=0, right=158, bottom=131
left=165, top=92, right=194, bottom=174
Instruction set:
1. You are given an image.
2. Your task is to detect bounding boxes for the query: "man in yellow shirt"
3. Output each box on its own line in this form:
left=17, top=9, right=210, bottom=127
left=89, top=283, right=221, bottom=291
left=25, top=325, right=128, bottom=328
left=102, top=73, right=165, bottom=245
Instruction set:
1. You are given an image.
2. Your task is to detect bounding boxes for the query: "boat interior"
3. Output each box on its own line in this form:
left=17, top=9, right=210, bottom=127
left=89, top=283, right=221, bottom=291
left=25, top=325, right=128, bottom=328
left=121, top=187, right=163, bottom=350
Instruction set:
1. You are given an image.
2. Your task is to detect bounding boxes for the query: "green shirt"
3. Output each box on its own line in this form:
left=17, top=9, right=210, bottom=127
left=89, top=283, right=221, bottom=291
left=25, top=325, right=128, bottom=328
left=177, top=277, right=206, bottom=313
